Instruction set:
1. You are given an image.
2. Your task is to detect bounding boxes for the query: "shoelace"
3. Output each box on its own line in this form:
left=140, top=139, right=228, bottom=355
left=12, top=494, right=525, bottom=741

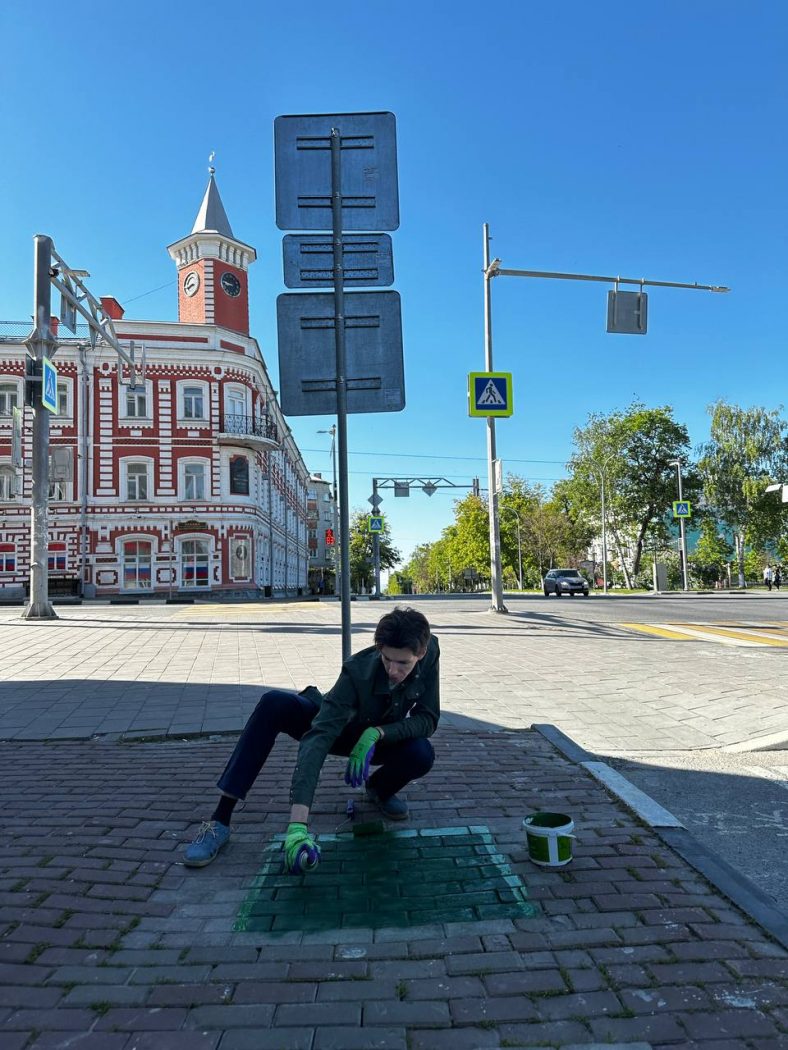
left=194, top=820, right=216, bottom=843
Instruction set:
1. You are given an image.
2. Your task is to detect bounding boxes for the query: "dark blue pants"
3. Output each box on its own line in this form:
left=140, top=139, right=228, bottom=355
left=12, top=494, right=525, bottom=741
left=217, top=688, right=435, bottom=803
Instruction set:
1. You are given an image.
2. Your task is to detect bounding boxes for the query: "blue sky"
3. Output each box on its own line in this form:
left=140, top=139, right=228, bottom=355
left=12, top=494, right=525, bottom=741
left=1, top=2, right=785, bottom=564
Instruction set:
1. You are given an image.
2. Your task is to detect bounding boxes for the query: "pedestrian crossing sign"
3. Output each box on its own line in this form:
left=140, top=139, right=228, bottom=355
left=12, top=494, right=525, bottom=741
left=42, top=357, right=58, bottom=413
left=468, top=372, right=513, bottom=417
left=368, top=515, right=384, bottom=533
left=673, top=501, right=691, bottom=519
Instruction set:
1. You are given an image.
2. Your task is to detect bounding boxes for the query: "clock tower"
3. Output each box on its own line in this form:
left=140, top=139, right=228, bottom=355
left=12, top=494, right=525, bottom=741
left=167, top=165, right=257, bottom=334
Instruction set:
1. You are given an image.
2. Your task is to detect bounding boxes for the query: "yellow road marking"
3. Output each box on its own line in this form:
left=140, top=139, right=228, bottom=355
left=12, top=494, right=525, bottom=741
left=620, top=622, right=693, bottom=640
left=620, top=621, right=788, bottom=647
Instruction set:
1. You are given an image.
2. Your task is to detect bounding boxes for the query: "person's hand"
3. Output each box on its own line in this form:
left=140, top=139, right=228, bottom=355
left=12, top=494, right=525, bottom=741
left=344, top=727, right=381, bottom=787
left=284, top=822, right=320, bottom=874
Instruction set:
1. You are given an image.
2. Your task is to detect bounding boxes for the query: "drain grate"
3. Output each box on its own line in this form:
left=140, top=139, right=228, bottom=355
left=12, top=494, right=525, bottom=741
left=234, top=824, right=537, bottom=934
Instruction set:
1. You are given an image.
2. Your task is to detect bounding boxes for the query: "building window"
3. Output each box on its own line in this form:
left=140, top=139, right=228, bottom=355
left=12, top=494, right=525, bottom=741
left=324, top=509, right=333, bottom=521
left=183, top=385, right=205, bottom=420
left=230, top=536, right=251, bottom=580
left=229, top=456, right=249, bottom=495
left=126, top=462, right=149, bottom=501
left=0, top=467, right=15, bottom=501
left=184, top=462, right=206, bottom=500
left=125, top=388, right=148, bottom=418
left=49, top=480, right=67, bottom=501
left=122, top=540, right=152, bottom=590
left=0, top=543, right=15, bottom=572
left=0, top=383, right=18, bottom=416
left=56, top=381, right=69, bottom=417
left=181, top=538, right=210, bottom=588
left=48, top=543, right=66, bottom=572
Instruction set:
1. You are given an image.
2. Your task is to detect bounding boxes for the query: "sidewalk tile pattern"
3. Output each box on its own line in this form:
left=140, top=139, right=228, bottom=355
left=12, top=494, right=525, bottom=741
left=234, top=826, right=538, bottom=933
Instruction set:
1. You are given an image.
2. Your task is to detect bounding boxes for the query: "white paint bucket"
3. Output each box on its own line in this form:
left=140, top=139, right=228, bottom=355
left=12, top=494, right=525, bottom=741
left=523, top=812, right=575, bottom=867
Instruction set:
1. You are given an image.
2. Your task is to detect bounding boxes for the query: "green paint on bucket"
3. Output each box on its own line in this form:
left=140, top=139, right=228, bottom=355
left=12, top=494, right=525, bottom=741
left=523, top=812, right=575, bottom=867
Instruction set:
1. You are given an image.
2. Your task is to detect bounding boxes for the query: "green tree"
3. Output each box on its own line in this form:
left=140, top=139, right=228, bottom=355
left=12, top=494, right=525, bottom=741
left=565, top=402, right=695, bottom=585
left=348, top=509, right=401, bottom=593
left=690, top=518, right=733, bottom=587
left=697, top=402, right=788, bottom=587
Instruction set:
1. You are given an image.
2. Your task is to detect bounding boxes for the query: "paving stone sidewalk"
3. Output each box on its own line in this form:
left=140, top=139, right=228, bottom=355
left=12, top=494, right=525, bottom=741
left=2, top=726, right=787, bottom=1050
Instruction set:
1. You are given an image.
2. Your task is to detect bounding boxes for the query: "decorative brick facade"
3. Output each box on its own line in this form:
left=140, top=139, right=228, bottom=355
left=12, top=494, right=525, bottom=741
left=0, top=174, right=317, bottom=600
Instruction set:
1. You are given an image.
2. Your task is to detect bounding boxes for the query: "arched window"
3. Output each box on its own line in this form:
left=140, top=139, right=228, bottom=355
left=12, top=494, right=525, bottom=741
left=181, top=538, right=210, bottom=588
left=229, top=455, right=249, bottom=495
left=122, top=540, right=152, bottom=590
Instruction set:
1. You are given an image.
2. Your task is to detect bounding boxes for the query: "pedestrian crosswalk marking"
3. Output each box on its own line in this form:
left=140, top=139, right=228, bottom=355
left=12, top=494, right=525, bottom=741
left=620, top=621, right=788, bottom=648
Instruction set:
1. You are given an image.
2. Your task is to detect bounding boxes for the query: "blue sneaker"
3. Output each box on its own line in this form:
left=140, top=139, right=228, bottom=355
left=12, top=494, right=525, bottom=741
left=366, top=788, right=409, bottom=821
left=184, top=821, right=231, bottom=867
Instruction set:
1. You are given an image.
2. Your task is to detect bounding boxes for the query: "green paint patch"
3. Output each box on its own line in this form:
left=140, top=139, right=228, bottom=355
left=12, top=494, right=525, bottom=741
left=234, top=824, right=537, bottom=934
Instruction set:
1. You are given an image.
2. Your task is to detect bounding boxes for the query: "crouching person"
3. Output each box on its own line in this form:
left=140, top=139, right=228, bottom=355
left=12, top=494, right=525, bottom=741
left=183, top=607, right=439, bottom=871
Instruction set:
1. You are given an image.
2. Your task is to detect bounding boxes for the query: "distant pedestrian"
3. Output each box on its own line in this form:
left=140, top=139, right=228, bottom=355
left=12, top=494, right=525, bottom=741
left=764, top=565, right=773, bottom=591
left=775, top=566, right=782, bottom=591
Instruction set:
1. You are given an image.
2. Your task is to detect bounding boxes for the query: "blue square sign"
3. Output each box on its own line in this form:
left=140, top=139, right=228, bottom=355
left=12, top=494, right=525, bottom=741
left=41, top=357, right=58, bottom=413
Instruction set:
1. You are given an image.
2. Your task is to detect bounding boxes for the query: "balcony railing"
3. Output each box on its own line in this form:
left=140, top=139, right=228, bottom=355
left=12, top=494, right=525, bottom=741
left=219, top=413, right=278, bottom=443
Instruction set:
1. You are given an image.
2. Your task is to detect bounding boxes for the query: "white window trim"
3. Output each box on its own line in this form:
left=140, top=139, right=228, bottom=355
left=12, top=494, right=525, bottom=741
left=177, top=534, right=213, bottom=589
left=0, top=378, right=21, bottom=420
left=54, top=377, right=72, bottom=420
left=0, top=462, right=17, bottom=501
left=117, top=534, right=155, bottom=592
left=121, top=457, right=154, bottom=502
left=224, top=382, right=250, bottom=416
left=178, top=380, right=210, bottom=425
left=178, top=457, right=210, bottom=502
left=120, top=379, right=153, bottom=423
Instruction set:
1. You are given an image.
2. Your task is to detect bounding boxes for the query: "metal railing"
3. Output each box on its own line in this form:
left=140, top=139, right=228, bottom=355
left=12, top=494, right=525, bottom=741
left=220, top=412, right=278, bottom=443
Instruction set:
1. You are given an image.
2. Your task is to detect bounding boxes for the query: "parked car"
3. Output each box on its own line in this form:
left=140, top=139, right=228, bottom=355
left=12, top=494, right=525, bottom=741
left=543, top=568, right=589, bottom=597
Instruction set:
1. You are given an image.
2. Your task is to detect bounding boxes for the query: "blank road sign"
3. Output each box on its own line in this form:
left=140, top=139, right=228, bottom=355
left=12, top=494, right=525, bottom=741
left=607, top=290, right=648, bottom=335
left=277, top=291, right=404, bottom=416
left=275, top=112, right=399, bottom=231
left=283, top=234, right=394, bottom=288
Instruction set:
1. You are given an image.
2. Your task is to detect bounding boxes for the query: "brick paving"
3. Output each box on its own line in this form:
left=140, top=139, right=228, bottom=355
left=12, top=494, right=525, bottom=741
left=2, top=727, right=788, bottom=1048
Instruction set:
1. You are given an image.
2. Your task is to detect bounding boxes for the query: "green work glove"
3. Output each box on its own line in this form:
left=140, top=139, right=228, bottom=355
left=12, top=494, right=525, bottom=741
left=284, top=822, right=320, bottom=874
left=344, top=727, right=381, bottom=787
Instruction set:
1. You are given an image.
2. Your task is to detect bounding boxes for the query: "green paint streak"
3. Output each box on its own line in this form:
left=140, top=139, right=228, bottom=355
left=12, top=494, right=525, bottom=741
left=234, top=825, right=537, bottom=935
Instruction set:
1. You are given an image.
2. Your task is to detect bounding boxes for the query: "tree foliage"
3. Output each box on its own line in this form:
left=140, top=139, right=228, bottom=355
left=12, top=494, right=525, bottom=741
left=697, top=401, right=788, bottom=586
left=348, top=509, right=401, bottom=593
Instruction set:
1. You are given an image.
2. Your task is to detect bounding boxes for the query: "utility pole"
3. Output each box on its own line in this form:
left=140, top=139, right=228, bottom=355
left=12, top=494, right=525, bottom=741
left=671, top=458, right=690, bottom=591
left=372, top=478, right=381, bottom=598
left=483, top=224, right=507, bottom=614
left=24, top=235, right=57, bottom=619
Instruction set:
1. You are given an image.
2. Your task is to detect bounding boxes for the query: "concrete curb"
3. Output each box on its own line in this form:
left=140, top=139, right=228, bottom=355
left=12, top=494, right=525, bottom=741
left=724, top=729, right=788, bottom=752
left=532, top=722, right=788, bottom=951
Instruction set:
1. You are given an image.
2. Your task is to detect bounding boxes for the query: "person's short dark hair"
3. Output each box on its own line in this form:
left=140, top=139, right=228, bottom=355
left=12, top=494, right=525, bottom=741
left=374, top=606, right=431, bottom=655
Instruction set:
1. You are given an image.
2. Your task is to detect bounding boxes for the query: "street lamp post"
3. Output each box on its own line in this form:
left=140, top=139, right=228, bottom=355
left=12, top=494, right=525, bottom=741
left=590, top=453, right=617, bottom=595
left=483, top=224, right=507, bottom=614
left=670, top=458, right=690, bottom=592
left=501, top=506, right=524, bottom=591
left=317, top=426, right=339, bottom=599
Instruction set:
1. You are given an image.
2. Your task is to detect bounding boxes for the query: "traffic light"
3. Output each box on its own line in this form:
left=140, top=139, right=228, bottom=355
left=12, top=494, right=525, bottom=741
left=325, top=528, right=335, bottom=546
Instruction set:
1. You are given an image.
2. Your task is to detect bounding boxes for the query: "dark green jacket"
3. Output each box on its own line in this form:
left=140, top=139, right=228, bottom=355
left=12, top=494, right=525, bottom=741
left=289, top=636, right=440, bottom=808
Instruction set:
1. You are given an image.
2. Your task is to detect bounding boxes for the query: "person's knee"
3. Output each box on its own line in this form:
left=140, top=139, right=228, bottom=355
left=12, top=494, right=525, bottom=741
left=407, top=737, right=435, bottom=776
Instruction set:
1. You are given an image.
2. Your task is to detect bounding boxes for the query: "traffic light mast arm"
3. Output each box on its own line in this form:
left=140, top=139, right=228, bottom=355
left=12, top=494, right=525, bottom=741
left=493, top=267, right=729, bottom=293
left=48, top=243, right=141, bottom=383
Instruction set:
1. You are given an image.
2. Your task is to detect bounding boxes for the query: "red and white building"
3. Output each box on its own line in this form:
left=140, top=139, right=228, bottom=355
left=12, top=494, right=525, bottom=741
left=0, top=173, right=316, bottom=599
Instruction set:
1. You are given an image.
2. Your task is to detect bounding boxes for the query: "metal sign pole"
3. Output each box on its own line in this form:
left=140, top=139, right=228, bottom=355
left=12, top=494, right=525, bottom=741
left=372, top=478, right=381, bottom=598
left=331, top=128, right=352, bottom=661
left=483, top=224, right=507, bottom=614
left=24, top=235, right=57, bottom=620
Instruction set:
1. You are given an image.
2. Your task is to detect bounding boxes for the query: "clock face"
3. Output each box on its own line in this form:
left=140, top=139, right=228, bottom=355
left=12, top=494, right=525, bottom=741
left=221, top=271, right=242, bottom=298
left=183, top=271, right=200, bottom=297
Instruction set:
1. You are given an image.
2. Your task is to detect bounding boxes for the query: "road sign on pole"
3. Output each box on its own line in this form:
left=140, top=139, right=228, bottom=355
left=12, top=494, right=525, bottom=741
left=672, top=501, right=692, bottom=519
left=368, top=515, right=384, bottom=533
left=41, top=357, right=58, bottom=413
left=468, top=372, right=513, bottom=418
left=276, top=291, right=404, bottom=415
left=283, top=234, right=394, bottom=288
left=274, top=113, right=399, bottom=232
